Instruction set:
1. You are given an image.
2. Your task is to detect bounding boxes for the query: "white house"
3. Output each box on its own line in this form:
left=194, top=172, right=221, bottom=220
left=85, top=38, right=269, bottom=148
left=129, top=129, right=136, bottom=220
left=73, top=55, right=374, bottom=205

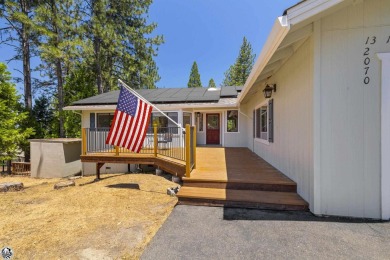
left=66, top=0, right=390, bottom=219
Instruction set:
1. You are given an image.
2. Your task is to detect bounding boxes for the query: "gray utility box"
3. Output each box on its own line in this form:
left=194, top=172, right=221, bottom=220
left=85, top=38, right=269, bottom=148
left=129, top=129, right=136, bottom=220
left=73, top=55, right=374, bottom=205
left=30, top=138, right=82, bottom=178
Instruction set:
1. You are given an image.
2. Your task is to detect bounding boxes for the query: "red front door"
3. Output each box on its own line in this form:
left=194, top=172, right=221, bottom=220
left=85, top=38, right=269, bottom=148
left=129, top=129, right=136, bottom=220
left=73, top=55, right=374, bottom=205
left=206, top=114, right=220, bottom=145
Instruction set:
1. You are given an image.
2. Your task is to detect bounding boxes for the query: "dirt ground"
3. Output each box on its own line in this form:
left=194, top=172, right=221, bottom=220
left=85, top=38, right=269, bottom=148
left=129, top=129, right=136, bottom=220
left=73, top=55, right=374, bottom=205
left=0, top=173, right=178, bottom=259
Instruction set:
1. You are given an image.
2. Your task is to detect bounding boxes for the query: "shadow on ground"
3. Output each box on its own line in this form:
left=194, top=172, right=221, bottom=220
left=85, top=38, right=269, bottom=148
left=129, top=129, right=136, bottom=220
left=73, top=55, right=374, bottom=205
left=222, top=207, right=385, bottom=223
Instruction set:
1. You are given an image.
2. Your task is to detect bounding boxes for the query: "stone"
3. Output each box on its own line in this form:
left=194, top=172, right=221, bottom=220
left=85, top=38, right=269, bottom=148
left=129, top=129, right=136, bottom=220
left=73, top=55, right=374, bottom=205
left=0, top=182, right=24, bottom=192
left=54, top=180, right=75, bottom=190
left=172, top=176, right=181, bottom=184
left=68, top=176, right=82, bottom=180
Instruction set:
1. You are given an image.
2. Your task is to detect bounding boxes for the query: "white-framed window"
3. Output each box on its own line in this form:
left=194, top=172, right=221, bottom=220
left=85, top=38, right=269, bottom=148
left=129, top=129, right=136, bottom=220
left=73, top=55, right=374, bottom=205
left=226, top=110, right=239, bottom=132
left=96, top=113, right=114, bottom=128
left=254, top=99, right=274, bottom=143
left=183, top=112, right=192, bottom=127
left=196, top=112, right=204, bottom=132
left=149, top=112, right=179, bottom=133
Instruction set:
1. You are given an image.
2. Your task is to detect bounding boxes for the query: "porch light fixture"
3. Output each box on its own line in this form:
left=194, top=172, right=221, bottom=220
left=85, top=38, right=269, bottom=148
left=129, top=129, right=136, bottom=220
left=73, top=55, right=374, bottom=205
left=263, top=84, right=276, bottom=98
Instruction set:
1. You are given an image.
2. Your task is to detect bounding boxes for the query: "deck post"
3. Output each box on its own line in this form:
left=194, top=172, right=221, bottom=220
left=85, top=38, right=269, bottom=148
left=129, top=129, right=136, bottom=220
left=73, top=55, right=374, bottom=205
left=81, top=128, right=87, bottom=155
left=115, top=146, right=119, bottom=156
left=153, top=123, right=158, bottom=157
left=185, top=124, right=191, bottom=177
left=193, top=126, right=196, bottom=169
left=96, top=162, right=104, bottom=181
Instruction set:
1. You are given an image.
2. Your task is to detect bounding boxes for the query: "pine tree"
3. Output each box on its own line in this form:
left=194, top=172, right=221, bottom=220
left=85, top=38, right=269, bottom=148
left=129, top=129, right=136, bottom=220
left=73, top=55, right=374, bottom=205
left=86, top=0, right=163, bottom=92
left=222, top=37, right=255, bottom=86
left=0, top=63, right=34, bottom=161
left=187, top=61, right=202, bottom=88
left=208, top=78, right=216, bottom=88
left=0, top=0, right=38, bottom=113
left=32, top=95, right=54, bottom=138
left=34, top=0, right=84, bottom=137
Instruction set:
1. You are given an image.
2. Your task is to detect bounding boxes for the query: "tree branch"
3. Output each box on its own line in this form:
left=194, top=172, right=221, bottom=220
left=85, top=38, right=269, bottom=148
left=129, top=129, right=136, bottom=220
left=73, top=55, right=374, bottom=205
left=3, top=16, right=22, bottom=37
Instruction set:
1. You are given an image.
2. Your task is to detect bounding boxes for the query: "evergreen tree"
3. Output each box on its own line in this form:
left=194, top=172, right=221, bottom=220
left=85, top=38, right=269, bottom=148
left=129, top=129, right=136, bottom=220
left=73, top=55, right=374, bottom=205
left=187, top=61, right=202, bottom=88
left=222, top=37, right=255, bottom=86
left=34, top=0, right=84, bottom=137
left=0, top=63, right=34, bottom=161
left=0, top=0, right=38, bottom=113
left=86, top=0, right=163, bottom=92
left=208, top=78, right=216, bottom=88
left=32, top=95, right=54, bottom=138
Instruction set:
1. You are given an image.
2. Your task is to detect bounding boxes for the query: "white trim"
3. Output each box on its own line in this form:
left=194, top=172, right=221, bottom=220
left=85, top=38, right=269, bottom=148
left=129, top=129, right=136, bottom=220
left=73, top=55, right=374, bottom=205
left=377, top=53, right=390, bottom=220
left=239, top=0, right=348, bottom=104
left=239, top=16, right=290, bottom=103
left=255, top=138, right=270, bottom=146
left=313, top=19, right=322, bottom=215
left=225, top=109, right=239, bottom=133
left=254, top=100, right=271, bottom=143
left=286, top=0, right=344, bottom=26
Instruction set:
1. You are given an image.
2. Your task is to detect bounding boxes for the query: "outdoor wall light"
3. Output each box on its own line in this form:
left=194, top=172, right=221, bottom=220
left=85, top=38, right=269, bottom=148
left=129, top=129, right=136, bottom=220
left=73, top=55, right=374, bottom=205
left=263, top=84, right=276, bottom=98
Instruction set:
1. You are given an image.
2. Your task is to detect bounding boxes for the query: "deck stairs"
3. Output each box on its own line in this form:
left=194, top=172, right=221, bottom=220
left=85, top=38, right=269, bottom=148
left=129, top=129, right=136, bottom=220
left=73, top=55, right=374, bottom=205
left=176, top=148, right=308, bottom=211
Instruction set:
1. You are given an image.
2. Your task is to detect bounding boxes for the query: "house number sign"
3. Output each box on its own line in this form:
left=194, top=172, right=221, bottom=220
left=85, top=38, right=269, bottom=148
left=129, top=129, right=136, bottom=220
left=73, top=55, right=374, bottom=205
left=363, top=35, right=390, bottom=85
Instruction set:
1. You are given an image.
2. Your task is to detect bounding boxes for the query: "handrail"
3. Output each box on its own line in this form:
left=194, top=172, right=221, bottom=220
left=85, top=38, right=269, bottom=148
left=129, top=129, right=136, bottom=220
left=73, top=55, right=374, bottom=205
left=82, top=126, right=189, bottom=162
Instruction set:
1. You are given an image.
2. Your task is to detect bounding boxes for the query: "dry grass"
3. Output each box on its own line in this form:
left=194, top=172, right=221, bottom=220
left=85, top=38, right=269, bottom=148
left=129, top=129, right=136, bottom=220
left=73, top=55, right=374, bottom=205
left=0, top=173, right=178, bottom=259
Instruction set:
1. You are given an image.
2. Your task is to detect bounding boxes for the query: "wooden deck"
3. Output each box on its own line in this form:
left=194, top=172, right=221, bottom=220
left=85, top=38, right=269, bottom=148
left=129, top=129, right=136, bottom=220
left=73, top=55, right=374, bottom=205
left=177, top=147, right=309, bottom=211
left=81, top=152, right=186, bottom=177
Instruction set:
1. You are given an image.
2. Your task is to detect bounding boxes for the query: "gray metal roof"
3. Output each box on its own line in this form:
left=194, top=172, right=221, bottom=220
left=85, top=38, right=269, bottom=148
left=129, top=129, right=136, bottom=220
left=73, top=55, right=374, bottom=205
left=72, top=86, right=243, bottom=106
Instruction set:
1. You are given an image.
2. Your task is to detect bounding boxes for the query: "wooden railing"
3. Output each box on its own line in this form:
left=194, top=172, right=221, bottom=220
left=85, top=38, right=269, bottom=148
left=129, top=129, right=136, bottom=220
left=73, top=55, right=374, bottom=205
left=11, top=162, right=31, bottom=175
left=82, top=124, right=196, bottom=177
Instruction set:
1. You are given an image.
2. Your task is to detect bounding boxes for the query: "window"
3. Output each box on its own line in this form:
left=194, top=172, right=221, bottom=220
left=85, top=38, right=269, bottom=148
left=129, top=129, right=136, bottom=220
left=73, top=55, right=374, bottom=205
left=183, top=112, right=192, bottom=127
left=97, top=113, right=114, bottom=128
left=196, top=112, right=203, bottom=132
left=226, top=110, right=238, bottom=132
left=254, top=99, right=274, bottom=142
left=150, top=112, right=178, bottom=133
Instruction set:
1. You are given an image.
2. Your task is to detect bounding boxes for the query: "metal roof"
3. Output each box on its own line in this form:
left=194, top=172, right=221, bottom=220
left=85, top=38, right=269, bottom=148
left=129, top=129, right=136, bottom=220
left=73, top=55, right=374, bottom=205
left=72, top=86, right=243, bottom=106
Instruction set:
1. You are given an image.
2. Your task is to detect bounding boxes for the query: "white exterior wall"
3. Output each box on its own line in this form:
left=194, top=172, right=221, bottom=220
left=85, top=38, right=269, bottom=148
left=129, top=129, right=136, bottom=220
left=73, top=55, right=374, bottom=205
left=223, top=109, right=248, bottom=147
left=315, top=0, right=390, bottom=218
left=242, top=37, right=314, bottom=206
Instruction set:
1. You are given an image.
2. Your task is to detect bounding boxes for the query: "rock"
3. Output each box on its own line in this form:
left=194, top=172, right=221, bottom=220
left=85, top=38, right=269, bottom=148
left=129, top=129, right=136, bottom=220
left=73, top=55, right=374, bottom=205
left=172, top=176, right=181, bottom=184
left=68, top=176, right=82, bottom=180
left=54, top=180, right=75, bottom=190
left=156, top=169, right=163, bottom=176
left=0, top=182, right=24, bottom=192
left=167, top=186, right=180, bottom=196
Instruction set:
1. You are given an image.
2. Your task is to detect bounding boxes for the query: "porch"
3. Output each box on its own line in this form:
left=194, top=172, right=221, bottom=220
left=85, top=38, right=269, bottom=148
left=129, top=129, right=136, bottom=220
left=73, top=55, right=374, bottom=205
left=81, top=127, right=308, bottom=211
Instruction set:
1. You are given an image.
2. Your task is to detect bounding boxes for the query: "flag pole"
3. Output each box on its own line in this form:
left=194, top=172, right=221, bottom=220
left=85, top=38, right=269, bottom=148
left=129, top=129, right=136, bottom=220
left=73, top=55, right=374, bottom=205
left=118, top=79, right=185, bottom=131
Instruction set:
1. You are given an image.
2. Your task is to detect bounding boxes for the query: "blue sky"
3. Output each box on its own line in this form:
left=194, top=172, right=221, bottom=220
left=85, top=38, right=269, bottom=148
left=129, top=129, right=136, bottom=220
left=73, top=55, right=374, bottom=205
left=0, top=0, right=298, bottom=95
left=149, top=0, right=298, bottom=88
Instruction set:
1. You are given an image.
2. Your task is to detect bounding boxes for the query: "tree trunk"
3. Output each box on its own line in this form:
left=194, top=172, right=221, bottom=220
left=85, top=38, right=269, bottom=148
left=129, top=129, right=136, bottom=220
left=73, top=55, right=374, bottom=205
left=50, top=0, right=65, bottom=137
left=20, top=0, right=32, bottom=112
left=56, top=59, right=65, bottom=138
left=20, top=0, right=32, bottom=162
left=94, top=37, right=103, bottom=94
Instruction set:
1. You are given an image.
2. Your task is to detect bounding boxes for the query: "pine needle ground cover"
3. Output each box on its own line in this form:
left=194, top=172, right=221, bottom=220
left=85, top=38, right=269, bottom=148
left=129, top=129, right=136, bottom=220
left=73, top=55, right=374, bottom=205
left=0, top=174, right=178, bottom=259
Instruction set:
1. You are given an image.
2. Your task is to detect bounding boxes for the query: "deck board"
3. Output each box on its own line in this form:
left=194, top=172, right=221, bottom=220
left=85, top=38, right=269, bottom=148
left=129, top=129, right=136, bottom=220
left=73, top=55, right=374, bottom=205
left=184, top=147, right=295, bottom=185
left=177, top=187, right=308, bottom=207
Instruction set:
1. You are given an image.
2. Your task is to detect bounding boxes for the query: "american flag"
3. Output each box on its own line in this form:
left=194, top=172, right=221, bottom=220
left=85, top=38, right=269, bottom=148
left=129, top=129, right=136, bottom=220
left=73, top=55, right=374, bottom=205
left=106, top=85, right=152, bottom=153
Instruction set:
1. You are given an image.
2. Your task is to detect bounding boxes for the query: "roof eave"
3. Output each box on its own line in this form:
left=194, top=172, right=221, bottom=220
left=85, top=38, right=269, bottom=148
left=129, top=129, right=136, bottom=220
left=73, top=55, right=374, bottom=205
left=238, top=0, right=346, bottom=103
left=238, top=16, right=290, bottom=103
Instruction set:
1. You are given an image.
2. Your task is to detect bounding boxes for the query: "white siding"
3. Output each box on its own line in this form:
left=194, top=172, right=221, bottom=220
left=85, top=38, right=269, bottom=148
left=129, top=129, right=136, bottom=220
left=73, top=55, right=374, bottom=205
left=242, top=37, right=314, bottom=206
left=223, top=109, right=248, bottom=147
left=317, top=0, right=390, bottom=218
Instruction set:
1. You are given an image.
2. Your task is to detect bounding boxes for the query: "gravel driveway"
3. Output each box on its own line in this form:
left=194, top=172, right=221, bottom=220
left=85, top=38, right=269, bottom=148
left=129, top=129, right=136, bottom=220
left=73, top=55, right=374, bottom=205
left=142, top=205, right=390, bottom=260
